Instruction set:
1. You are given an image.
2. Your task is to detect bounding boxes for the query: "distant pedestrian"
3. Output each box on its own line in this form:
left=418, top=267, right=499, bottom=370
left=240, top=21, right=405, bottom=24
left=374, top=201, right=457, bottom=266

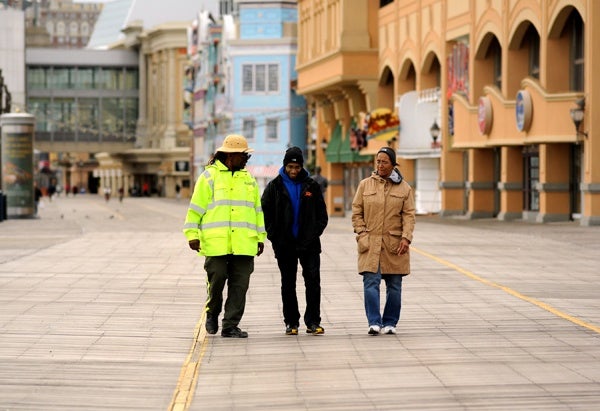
left=351, top=147, right=416, bottom=336
left=175, top=183, right=181, bottom=201
left=34, top=183, right=43, bottom=216
left=311, top=166, right=328, bottom=195
left=261, top=147, right=328, bottom=335
left=183, top=134, right=266, bottom=338
left=118, top=187, right=124, bottom=202
left=103, top=186, right=111, bottom=202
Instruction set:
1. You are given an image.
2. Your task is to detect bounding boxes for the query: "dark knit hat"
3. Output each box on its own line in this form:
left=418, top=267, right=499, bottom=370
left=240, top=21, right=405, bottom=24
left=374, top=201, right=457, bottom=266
left=377, top=147, right=397, bottom=165
left=283, top=146, right=304, bottom=166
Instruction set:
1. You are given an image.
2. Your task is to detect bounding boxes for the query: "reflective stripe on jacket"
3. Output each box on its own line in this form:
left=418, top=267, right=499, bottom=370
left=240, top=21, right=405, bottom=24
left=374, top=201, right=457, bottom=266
left=183, top=160, right=266, bottom=256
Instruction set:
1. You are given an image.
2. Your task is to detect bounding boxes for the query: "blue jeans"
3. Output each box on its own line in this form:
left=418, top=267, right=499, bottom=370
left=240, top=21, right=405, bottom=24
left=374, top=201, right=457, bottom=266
left=362, top=270, right=403, bottom=327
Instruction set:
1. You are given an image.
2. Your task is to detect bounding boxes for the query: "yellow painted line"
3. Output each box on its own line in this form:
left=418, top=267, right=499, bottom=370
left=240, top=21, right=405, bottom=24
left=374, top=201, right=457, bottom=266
left=168, top=312, right=208, bottom=411
left=411, top=246, right=600, bottom=334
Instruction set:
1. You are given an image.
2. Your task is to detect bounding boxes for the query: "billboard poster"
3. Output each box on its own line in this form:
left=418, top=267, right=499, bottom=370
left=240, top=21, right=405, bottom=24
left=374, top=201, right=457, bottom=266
left=2, top=131, right=34, bottom=216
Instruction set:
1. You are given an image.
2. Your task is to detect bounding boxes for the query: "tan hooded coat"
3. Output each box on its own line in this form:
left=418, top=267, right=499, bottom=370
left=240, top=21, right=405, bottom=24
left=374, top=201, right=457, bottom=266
left=351, top=172, right=416, bottom=275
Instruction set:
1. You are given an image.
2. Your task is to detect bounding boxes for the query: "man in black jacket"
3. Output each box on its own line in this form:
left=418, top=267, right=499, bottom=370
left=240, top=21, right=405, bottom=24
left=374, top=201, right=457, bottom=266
left=261, top=147, right=328, bottom=335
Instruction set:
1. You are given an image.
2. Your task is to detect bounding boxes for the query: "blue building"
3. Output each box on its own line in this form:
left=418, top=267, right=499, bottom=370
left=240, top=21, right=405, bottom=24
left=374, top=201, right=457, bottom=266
left=226, top=0, right=306, bottom=189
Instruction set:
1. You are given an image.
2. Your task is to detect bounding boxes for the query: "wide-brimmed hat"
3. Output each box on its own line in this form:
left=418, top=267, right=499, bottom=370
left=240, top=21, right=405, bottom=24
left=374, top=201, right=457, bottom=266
left=216, top=134, right=254, bottom=153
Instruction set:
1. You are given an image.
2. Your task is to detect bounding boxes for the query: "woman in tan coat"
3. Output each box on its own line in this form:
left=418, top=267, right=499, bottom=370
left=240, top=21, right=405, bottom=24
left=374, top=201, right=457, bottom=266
left=351, top=147, right=416, bottom=335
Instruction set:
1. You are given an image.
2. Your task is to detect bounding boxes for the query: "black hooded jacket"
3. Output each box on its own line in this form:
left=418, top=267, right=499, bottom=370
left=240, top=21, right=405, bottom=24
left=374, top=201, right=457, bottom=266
left=261, top=168, right=328, bottom=256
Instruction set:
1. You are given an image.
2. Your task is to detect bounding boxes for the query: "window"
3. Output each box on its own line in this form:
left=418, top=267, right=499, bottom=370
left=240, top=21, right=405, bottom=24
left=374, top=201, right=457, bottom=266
left=268, top=65, right=278, bottom=91
left=99, top=68, right=122, bottom=90
left=524, top=26, right=540, bottom=79
left=570, top=13, right=584, bottom=91
left=53, top=98, right=76, bottom=132
left=523, top=146, right=539, bottom=211
left=51, top=67, right=74, bottom=89
left=76, top=68, right=95, bottom=89
left=124, top=69, right=138, bottom=90
left=266, top=118, right=278, bottom=141
left=243, top=118, right=255, bottom=140
left=27, top=67, right=48, bottom=90
left=124, top=98, right=138, bottom=140
left=78, top=98, right=98, bottom=131
left=489, top=38, right=502, bottom=89
left=255, top=65, right=266, bottom=91
left=70, top=22, right=78, bottom=36
left=241, top=63, right=279, bottom=93
left=56, top=21, right=65, bottom=36
left=243, top=65, right=253, bottom=92
left=28, top=98, right=51, bottom=132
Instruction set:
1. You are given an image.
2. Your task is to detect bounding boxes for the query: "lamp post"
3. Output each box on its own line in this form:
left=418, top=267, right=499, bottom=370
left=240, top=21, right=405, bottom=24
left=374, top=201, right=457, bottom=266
left=430, top=120, right=441, bottom=148
left=570, top=98, right=587, bottom=139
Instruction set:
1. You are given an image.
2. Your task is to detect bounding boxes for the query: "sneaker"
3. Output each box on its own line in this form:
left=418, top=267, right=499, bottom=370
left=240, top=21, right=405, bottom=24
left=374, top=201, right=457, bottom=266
left=285, top=324, right=299, bottom=335
left=382, top=326, right=396, bottom=335
left=306, top=324, right=325, bottom=335
left=368, top=325, right=381, bottom=335
left=221, top=327, right=248, bottom=338
left=205, top=313, right=218, bottom=335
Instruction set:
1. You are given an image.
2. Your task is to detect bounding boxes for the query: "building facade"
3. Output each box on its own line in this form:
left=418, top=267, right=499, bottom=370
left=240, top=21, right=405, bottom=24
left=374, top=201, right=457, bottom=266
left=296, top=0, right=384, bottom=216
left=25, top=48, right=139, bottom=194
left=297, top=0, right=597, bottom=225
left=27, top=0, right=103, bottom=49
left=228, top=0, right=307, bottom=190
left=187, top=0, right=307, bottom=191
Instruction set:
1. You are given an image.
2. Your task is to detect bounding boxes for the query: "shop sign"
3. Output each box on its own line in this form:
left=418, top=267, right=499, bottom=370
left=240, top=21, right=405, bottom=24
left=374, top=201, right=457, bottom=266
left=478, top=96, right=493, bottom=135
left=515, top=90, right=533, bottom=132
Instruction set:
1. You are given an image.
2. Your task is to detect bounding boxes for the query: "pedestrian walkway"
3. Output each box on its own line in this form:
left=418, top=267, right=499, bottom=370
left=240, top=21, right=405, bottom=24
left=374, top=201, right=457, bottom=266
left=1, top=195, right=599, bottom=410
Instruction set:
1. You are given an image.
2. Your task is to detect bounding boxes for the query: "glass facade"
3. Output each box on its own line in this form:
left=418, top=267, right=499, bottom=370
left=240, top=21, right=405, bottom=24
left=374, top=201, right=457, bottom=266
left=26, top=65, right=139, bottom=143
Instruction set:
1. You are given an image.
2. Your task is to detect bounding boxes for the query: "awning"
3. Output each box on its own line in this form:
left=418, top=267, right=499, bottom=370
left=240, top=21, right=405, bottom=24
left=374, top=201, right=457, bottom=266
left=325, top=123, right=342, bottom=163
left=339, top=121, right=372, bottom=163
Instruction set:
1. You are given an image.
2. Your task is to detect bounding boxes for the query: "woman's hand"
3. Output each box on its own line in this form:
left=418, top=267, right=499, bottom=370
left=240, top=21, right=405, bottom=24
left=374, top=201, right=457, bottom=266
left=397, top=238, right=410, bottom=255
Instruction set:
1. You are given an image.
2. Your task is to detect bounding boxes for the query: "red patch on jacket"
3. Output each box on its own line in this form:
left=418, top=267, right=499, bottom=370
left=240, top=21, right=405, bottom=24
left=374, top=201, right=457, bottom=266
left=304, top=191, right=313, bottom=197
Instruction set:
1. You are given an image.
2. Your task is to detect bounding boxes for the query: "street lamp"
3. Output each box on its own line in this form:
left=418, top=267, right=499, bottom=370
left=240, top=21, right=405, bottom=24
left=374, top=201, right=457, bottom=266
left=570, top=98, right=588, bottom=139
left=430, top=120, right=441, bottom=147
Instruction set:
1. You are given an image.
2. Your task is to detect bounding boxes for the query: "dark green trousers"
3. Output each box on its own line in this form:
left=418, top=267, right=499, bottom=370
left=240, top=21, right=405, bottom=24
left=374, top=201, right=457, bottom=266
left=204, top=255, right=254, bottom=330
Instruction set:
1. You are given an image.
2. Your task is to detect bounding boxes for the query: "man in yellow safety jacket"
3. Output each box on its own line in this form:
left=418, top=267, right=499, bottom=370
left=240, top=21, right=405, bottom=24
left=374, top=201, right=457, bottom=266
left=183, top=134, right=266, bottom=338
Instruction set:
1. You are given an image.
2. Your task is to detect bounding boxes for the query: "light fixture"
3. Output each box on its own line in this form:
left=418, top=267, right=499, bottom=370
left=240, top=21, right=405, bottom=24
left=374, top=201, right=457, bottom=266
left=570, top=98, right=588, bottom=138
left=320, top=138, right=328, bottom=150
left=430, top=120, right=441, bottom=146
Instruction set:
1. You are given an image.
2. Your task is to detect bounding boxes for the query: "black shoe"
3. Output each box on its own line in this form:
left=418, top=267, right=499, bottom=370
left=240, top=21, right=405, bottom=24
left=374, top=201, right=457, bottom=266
left=221, top=327, right=248, bottom=338
left=306, top=324, right=325, bottom=335
left=285, top=324, right=299, bottom=335
left=205, top=313, right=218, bottom=335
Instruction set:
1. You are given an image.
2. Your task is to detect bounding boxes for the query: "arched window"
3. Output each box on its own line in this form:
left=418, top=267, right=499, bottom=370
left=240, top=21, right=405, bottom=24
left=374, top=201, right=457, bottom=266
left=568, top=13, right=584, bottom=91
left=523, top=25, right=540, bottom=79
left=70, top=22, right=78, bottom=36
left=56, top=21, right=65, bottom=36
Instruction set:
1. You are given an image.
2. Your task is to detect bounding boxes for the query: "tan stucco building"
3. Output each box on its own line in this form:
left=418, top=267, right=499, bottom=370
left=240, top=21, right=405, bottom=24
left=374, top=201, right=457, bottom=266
left=297, top=0, right=597, bottom=225
left=96, top=21, right=192, bottom=198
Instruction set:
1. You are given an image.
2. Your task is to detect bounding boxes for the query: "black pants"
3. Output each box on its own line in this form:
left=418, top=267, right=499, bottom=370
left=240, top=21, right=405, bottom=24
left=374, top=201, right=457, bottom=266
left=276, top=249, right=321, bottom=327
left=204, top=255, right=253, bottom=330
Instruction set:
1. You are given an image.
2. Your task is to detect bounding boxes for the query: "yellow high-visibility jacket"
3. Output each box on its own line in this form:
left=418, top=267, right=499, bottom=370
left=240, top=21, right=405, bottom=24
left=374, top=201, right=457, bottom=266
left=183, top=160, right=266, bottom=256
